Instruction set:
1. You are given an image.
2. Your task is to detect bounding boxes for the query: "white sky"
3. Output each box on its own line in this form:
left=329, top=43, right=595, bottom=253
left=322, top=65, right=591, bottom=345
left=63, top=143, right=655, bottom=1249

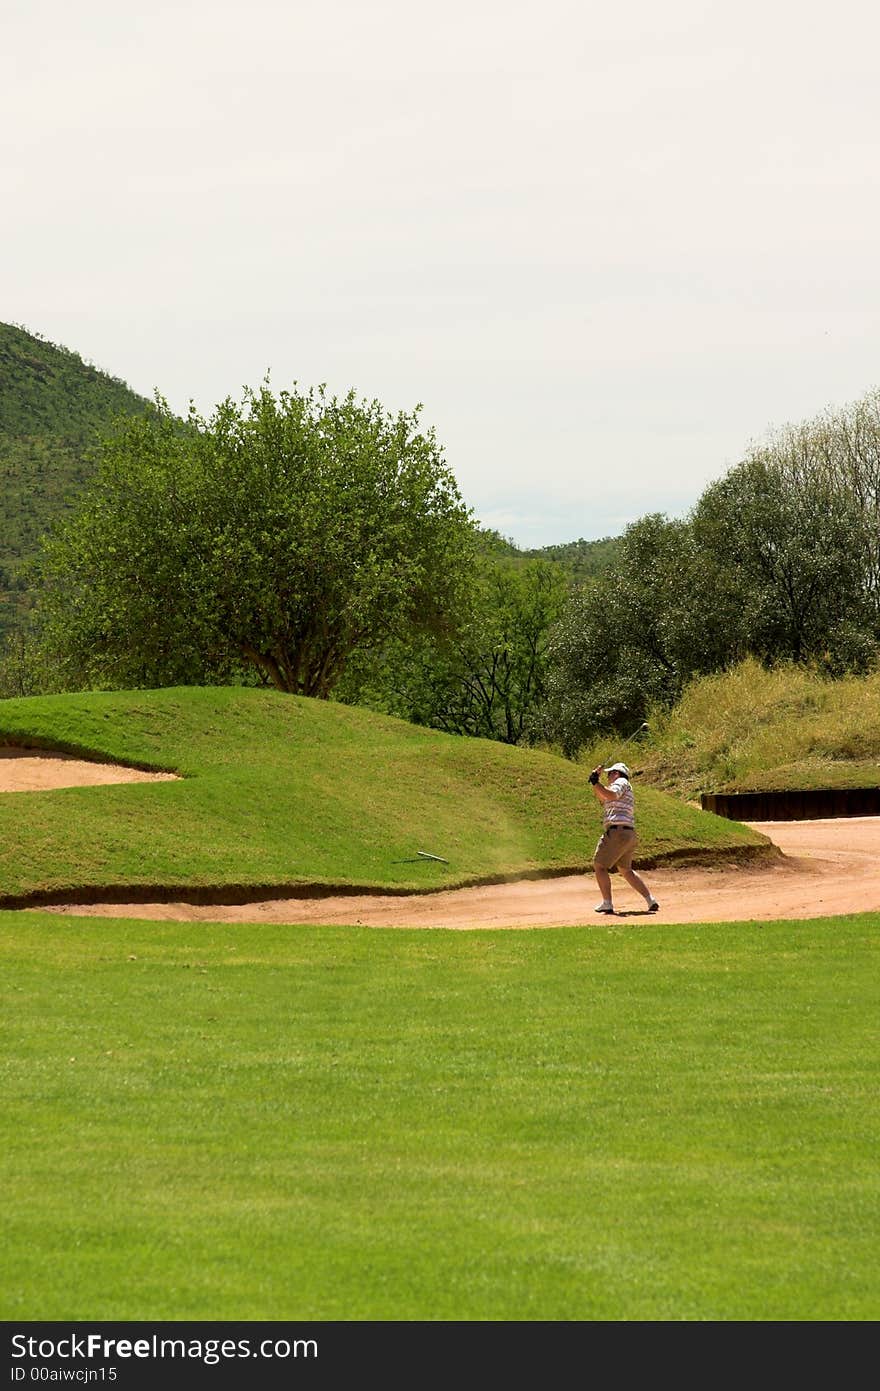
left=4, top=0, right=880, bottom=547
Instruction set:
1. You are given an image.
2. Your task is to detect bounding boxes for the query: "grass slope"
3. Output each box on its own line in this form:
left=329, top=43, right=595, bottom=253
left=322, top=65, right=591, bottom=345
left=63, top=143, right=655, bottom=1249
left=0, top=322, right=152, bottom=637
left=0, top=687, right=770, bottom=902
left=2, top=912, right=877, bottom=1320
left=0, top=322, right=149, bottom=443
left=578, top=657, right=880, bottom=799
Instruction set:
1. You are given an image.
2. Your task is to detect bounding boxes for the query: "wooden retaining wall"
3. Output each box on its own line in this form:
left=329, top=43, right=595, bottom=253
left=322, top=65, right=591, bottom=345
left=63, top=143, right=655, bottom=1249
left=701, top=787, right=880, bottom=821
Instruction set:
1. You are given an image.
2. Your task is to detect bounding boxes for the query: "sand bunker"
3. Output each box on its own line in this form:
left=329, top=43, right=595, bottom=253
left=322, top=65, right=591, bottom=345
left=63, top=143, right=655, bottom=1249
left=0, top=746, right=178, bottom=792
left=31, top=817, right=880, bottom=928
left=5, top=748, right=879, bottom=926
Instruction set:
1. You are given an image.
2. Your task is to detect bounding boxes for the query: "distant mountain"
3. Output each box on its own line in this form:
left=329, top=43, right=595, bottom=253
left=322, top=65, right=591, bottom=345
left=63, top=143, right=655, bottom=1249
left=523, top=535, right=620, bottom=582
left=477, top=527, right=621, bottom=582
left=0, top=323, right=153, bottom=636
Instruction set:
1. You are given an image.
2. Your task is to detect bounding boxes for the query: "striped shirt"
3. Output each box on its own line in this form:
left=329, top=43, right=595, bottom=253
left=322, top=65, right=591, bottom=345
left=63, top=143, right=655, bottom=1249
left=603, top=776, right=635, bottom=828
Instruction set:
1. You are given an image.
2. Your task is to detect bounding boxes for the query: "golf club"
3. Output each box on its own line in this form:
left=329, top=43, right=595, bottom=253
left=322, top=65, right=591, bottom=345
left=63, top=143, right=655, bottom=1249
left=599, top=721, right=649, bottom=773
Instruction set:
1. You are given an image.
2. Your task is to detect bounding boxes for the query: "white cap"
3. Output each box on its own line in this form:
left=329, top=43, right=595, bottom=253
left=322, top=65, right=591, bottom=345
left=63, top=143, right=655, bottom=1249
left=605, top=762, right=630, bottom=778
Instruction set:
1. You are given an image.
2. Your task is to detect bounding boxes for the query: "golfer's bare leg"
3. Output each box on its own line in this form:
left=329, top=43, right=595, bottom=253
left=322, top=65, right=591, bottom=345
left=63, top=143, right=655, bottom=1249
left=620, top=866, right=654, bottom=904
left=595, top=865, right=613, bottom=903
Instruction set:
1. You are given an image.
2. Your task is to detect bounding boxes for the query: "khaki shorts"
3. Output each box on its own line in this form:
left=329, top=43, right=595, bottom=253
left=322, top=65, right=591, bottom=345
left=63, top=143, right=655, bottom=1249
left=593, top=826, right=637, bottom=871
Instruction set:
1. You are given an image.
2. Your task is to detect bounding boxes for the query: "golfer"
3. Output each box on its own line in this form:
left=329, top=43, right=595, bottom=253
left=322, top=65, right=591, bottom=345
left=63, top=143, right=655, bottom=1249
left=589, top=761, right=659, bottom=915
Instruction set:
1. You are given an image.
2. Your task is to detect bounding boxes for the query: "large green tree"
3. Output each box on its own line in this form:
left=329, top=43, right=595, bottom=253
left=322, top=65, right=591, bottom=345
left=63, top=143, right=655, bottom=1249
left=541, top=514, right=745, bottom=755
left=542, top=405, right=880, bottom=756
left=36, top=383, right=477, bottom=695
left=339, top=553, right=568, bottom=743
left=692, top=454, right=874, bottom=668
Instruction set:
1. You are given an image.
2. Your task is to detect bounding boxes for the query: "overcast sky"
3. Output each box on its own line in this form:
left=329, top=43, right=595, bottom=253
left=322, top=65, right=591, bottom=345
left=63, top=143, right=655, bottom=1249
left=4, top=0, right=880, bottom=547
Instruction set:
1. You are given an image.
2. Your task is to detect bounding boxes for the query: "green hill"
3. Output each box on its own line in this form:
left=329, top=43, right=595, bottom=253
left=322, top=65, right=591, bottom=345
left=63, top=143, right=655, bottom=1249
left=0, top=686, right=771, bottom=904
left=0, top=322, right=152, bottom=637
left=523, top=534, right=621, bottom=582
left=477, top=527, right=621, bottom=581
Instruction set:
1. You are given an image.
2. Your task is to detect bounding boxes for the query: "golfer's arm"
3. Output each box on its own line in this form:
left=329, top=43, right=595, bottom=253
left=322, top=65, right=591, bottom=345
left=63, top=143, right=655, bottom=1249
left=593, top=784, right=619, bottom=804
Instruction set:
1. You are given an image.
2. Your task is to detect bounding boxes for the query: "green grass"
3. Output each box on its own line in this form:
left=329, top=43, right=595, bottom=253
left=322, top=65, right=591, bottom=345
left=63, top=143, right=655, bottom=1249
left=578, top=657, right=880, bottom=799
left=0, top=686, right=769, bottom=903
left=1, top=911, right=877, bottom=1321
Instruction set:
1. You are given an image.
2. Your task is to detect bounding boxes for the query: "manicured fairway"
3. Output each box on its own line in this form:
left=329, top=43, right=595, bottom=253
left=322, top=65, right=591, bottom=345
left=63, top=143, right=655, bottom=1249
left=2, top=911, right=877, bottom=1320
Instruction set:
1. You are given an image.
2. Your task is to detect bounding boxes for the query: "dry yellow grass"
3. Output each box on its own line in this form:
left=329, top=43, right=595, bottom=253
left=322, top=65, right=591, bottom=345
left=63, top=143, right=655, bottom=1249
left=578, top=658, right=880, bottom=797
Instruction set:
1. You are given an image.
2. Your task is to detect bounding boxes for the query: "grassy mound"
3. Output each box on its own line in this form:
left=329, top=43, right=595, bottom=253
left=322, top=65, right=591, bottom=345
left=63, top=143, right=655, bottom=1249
left=575, top=658, right=880, bottom=800
left=0, top=687, right=770, bottom=902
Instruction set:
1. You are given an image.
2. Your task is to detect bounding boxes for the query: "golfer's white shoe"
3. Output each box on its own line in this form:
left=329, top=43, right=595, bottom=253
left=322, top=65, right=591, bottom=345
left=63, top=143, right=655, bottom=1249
left=594, top=901, right=614, bottom=914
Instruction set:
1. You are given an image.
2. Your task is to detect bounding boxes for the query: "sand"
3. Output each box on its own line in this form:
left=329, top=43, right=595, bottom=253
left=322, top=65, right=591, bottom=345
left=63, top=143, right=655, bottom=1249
left=0, top=746, right=178, bottom=792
